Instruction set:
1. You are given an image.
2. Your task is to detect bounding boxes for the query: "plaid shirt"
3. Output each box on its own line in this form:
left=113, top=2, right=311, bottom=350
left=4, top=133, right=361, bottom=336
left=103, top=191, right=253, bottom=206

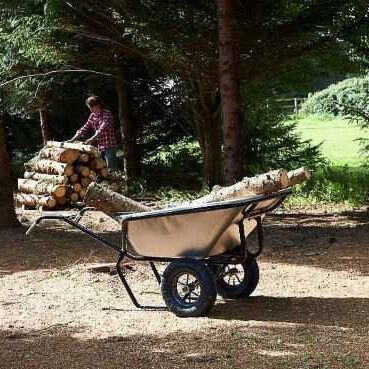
left=78, top=109, right=117, bottom=151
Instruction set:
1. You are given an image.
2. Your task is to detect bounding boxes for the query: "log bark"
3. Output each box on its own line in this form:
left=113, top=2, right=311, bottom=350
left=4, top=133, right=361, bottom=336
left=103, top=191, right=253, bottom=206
left=84, top=182, right=151, bottom=213
left=18, top=179, right=67, bottom=198
left=46, top=141, right=100, bottom=158
left=39, top=147, right=79, bottom=164
left=16, top=193, right=56, bottom=209
left=287, top=167, right=311, bottom=187
left=24, top=158, right=74, bottom=176
left=191, top=169, right=289, bottom=204
left=24, top=171, right=68, bottom=185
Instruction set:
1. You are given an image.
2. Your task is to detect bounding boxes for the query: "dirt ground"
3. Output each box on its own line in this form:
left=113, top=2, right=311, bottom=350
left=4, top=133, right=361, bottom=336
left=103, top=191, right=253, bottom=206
left=0, top=205, right=368, bottom=369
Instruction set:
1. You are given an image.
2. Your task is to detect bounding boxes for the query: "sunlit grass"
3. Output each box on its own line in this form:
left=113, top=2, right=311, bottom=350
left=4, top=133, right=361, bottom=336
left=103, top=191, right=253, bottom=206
left=294, top=114, right=368, bottom=166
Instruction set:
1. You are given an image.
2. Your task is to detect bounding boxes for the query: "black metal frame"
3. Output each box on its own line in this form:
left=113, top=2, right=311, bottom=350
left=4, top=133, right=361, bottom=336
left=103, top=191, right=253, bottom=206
left=26, top=188, right=291, bottom=311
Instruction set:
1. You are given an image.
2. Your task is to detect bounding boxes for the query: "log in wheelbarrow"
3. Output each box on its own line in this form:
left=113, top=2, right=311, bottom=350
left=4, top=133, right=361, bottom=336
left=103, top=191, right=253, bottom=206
left=26, top=188, right=291, bottom=317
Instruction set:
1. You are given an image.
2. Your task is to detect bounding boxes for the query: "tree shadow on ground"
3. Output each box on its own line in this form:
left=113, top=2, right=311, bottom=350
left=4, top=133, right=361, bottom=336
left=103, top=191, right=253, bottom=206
left=259, top=211, right=369, bottom=275
left=212, top=296, right=369, bottom=328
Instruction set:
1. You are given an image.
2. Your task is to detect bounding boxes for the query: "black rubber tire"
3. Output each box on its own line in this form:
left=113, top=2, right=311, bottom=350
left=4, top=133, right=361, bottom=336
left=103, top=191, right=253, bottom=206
left=212, top=258, right=259, bottom=299
left=161, top=259, right=217, bottom=317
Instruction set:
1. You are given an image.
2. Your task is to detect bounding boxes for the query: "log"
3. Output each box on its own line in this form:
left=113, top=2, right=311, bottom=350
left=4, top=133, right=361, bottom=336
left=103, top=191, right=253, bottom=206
left=16, top=193, right=56, bottom=209
left=46, top=141, right=100, bottom=158
left=56, top=197, right=68, bottom=206
left=84, top=183, right=152, bottom=213
left=287, top=167, right=311, bottom=187
left=39, top=147, right=79, bottom=164
left=73, top=183, right=82, bottom=193
left=69, top=173, right=79, bottom=183
left=69, top=192, right=79, bottom=202
left=89, top=170, right=97, bottom=181
left=79, top=188, right=86, bottom=200
left=24, top=158, right=74, bottom=176
left=85, top=167, right=311, bottom=215
left=78, top=153, right=90, bottom=163
left=91, top=158, right=107, bottom=170
left=18, top=179, right=67, bottom=198
left=81, top=177, right=91, bottom=188
left=191, top=169, right=289, bottom=204
left=24, top=172, right=68, bottom=185
left=99, top=168, right=109, bottom=178
left=75, top=165, right=90, bottom=177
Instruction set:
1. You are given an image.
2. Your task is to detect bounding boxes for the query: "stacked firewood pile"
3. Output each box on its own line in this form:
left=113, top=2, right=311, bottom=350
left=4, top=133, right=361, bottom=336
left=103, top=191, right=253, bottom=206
left=16, top=141, right=112, bottom=210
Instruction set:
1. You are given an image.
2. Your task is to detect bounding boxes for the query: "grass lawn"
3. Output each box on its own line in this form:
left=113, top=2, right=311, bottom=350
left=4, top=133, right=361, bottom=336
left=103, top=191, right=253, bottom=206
left=294, top=114, right=368, bottom=165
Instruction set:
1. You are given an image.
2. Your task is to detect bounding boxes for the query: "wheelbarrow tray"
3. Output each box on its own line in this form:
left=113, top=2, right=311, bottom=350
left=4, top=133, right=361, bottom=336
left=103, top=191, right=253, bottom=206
left=116, top=189, right=290, bottom=259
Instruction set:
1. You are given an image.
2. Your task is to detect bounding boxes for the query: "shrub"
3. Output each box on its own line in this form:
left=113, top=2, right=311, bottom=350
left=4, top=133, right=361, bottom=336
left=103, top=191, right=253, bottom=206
left=301, top=76, right=369, bottom=116
left=141, top=137, right=202, bottom=189
left=292, top=165, right=369, bottom=204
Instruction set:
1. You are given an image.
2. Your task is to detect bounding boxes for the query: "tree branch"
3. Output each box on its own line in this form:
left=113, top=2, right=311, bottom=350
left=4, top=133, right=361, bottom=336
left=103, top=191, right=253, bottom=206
left=0, top=69, right=113, bottom=88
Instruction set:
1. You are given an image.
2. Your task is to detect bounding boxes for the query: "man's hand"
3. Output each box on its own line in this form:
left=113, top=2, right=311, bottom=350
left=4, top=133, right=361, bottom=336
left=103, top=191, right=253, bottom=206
left=84, top=138, right=95, bottom=145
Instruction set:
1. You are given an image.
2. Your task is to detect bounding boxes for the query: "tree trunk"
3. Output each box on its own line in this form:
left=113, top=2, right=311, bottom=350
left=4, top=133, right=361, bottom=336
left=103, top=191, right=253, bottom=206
left=217, top=0, right=244, bottom=185
left=198, top=83, right=222, bottom=187
left=115, top=64, right=141, bottom=179
left=185, top=80, right=222, bottom=187
left=0, top=113, right=20, bottom=229
left=39, top=109, right=50, bottom=145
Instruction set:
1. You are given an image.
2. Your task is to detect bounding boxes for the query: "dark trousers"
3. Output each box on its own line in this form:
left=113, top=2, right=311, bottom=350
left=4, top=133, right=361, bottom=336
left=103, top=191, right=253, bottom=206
left=101, top=147, right=118, bottom=170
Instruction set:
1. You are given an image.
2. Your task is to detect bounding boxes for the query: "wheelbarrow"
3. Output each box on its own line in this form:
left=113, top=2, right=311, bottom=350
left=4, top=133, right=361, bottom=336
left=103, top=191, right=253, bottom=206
left=26, top=188, right=291, bottom=317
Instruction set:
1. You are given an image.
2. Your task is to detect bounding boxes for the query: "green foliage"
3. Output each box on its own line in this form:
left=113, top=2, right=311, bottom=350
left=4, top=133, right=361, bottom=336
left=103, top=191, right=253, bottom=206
left=241, top=87, right=324, bottom=175
left=291, top=165, right=369, bottom=204
left=142, top=137, right=202, bottom=189
left=301, top=76, right=369, bottom=116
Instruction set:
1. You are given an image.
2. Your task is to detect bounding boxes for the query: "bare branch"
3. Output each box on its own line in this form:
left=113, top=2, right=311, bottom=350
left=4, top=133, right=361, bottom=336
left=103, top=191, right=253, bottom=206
left=0, top=69, right=113, bottom=88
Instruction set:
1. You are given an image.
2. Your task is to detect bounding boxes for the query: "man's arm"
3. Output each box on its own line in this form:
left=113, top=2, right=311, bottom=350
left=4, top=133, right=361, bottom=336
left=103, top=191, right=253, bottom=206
left=68, top=115, right=93, bottom=142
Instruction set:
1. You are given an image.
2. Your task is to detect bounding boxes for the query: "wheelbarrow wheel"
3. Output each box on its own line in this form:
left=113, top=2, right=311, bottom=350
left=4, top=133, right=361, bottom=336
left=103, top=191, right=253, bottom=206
left=212, top=258, right=259, bottom=299
left=161, top=259, right=217, bottom=317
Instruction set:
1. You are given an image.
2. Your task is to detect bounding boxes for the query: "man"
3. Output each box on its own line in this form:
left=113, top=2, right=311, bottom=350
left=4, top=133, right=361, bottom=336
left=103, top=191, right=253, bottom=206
left=69, top=96, right=118, bottom=169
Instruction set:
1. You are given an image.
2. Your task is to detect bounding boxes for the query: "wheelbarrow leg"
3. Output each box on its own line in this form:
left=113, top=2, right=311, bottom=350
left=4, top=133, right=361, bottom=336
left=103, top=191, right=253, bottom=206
left=149, top=262, right=161, bottom=285
left=116, top=253, right=167, bottom=311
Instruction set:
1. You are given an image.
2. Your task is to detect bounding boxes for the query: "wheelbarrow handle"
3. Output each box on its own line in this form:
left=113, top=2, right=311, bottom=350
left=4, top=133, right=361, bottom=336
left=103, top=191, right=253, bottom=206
left=25, top=220, right=40, bottom=237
